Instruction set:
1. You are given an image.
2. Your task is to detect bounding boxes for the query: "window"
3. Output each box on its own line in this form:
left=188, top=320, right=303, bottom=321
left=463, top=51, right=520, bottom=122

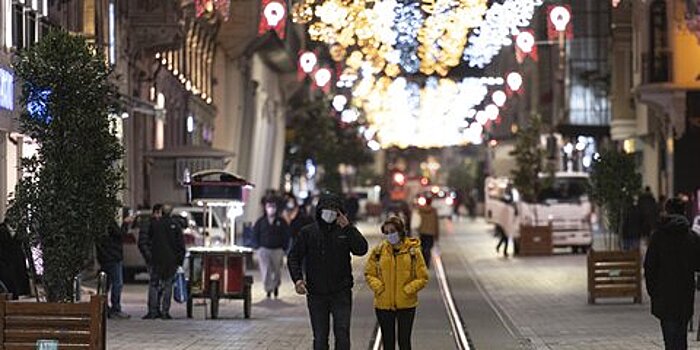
left=10, top=0, right=47, bottom=49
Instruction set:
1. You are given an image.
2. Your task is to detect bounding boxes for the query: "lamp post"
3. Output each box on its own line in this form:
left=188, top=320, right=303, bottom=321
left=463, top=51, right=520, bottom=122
left=548, top=5, right=571, bottom=168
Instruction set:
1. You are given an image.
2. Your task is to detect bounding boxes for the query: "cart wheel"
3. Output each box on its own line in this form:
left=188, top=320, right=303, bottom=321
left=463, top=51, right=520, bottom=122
left=209, top=279, right=220, bottom=319
left=244, top=284, right=251, bottom=319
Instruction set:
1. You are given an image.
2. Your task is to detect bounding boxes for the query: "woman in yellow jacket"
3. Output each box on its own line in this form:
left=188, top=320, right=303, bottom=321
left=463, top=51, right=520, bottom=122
left=365, top=216, right=429, bottom=350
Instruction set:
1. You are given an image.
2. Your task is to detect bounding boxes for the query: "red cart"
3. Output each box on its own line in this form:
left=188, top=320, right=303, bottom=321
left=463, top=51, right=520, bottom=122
left=186, top=246, right=254, bottom=319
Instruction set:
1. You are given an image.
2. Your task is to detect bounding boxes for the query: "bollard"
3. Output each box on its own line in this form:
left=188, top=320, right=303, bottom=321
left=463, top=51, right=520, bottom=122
left=97, top=272, right=108, bottom=296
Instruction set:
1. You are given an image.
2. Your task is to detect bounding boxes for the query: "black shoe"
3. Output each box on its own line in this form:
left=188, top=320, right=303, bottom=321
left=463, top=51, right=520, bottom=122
left=274, top=288, right=279, bottom=298
left=161, top=313, right=172, bottom=320
left=142, top=313, right=159, bottom=320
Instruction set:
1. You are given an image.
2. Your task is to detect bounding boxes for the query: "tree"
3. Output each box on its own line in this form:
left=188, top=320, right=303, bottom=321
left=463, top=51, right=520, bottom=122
left=509, top=114, right=553, bottom=202
left=286, top=97, right=372, bottom=193
left=588, top=149, right=642, bottom=250
left=7, top=31, right=124, bottom=302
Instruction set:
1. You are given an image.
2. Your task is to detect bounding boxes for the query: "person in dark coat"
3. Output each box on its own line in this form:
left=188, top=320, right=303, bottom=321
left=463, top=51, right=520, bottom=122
left=0, top=221, right=30, bottom=300
left=287, top=192, right=368, bottom=350
left=253, top=197, right=291, bottom=299
left=644, top=197, right=700, bottom=350
left=639, top=186, right=659, bottom=239
left=622, top=197, right=644, bottom=251
left=96, top=213, right=133, bottom=319
left=282, top=193, right=313, bottom=243
left=142, top=204, right=185, bottom=319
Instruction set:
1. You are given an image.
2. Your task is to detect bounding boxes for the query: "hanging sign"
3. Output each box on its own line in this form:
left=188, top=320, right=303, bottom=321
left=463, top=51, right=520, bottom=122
left=0, top=68, right=13, bottom=111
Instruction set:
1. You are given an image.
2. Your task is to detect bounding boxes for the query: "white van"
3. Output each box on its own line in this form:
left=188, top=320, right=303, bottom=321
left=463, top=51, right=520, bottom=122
left=485, top=172, right=593, bottom=253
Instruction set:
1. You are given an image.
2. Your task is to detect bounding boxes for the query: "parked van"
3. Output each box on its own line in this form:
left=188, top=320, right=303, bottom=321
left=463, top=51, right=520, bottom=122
left=485, top=172, right=593, bottom=253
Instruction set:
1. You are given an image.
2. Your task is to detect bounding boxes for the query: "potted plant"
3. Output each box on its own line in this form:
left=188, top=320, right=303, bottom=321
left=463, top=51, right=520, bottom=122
left=3, top=30, right=121, bottom=347
left=509, top=114, right=554, bottom=256
left=586, top=148, right=643, bottom=304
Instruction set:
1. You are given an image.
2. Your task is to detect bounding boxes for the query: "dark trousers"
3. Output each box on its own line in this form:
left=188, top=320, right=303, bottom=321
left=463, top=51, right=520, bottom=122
left=102, top=262, right=124, bottom=313
left=307, top=289, right=352, bottom=350
left=419, top=234, right=434, bottom=268
left=496, top=232, right=509, bottom=256
left=376, top=308, right=416, bottom=350
left=661, top=318, right=689, bottom=350
left=148, top=269, right=174, bottom=316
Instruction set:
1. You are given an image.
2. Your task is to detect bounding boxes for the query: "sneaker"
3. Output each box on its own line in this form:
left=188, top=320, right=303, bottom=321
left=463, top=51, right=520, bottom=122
left=142, top=313, right=159, bottom=320
left=161, top=313, right=173, bottom=320
left=111, top=311, right=131, bottom=319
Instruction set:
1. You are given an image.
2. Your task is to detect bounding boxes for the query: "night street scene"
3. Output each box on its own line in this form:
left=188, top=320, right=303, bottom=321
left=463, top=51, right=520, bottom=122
left=2, top=0, right=700, bottom=349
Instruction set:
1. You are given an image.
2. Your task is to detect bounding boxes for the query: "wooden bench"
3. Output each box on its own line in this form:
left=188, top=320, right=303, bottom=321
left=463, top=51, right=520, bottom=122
left=587, top=250, right=642, bottom=304
left=0, top=293, right=106, bottom=350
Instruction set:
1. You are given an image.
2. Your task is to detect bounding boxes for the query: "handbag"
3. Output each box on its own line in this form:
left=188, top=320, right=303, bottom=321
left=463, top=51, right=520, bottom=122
left=173, top=266, right=188, bottom=303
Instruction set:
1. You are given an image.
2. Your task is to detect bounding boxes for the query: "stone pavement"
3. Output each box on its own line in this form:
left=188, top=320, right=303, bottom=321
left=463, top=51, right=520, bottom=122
left=442, top=218, right=700, bottom=350
left=107, top=222, right=382, bottom=350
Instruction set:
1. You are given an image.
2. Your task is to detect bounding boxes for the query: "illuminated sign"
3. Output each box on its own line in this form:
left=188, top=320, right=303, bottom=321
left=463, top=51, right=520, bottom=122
left=258, top=0, right=287, bottom=39
left=0, top=68, right=13, bottom=110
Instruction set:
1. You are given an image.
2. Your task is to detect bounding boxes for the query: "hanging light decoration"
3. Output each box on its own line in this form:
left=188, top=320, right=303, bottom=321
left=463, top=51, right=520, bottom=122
left=506, top=72, right=523, bottom=92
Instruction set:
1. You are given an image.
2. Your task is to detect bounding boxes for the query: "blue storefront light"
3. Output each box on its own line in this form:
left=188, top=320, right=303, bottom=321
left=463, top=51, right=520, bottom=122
left=27, top=87, right=52, bottom=124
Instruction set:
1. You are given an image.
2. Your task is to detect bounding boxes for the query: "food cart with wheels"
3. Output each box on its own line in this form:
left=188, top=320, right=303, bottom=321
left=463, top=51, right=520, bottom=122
left=184, top=170, right=255, bottom=319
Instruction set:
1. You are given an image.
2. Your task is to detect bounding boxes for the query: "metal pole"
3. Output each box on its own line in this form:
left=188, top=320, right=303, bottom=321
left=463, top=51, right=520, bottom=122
left=73, top=275, right=81, bottom=302
left=97, top=271, right=108, bottom=295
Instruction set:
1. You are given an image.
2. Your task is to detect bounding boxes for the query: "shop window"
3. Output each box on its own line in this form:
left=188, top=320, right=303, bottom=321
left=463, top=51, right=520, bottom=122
left=648, top=0, right=670, bottom=83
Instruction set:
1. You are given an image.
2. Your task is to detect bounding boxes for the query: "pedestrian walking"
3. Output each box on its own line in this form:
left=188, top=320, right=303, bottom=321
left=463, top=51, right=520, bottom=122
left=495, top=227, right=509, bottom=257
left=287, top=192, right=368, bottom=350
left=282, top=193, right=313, bottom=243
left=639, top=186, right=659, bottom=239
left=253, top=197, right=291, bottom=298
left=141, top=204, right=185, bottom=319
left=416, top=197, right=439, bottom=268
left=365, top=216, right=428, bottom=350
left=622, top=196, right=644, bottom=251
left=644, top=197, right=700, bottom=350
left=0, top=220, right=30, bottom=300
left=96, top=211, right=133, bottom=319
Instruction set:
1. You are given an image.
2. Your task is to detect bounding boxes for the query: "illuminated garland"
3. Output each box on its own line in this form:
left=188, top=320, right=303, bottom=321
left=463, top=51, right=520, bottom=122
left=463, top=0, right=543, bottom=68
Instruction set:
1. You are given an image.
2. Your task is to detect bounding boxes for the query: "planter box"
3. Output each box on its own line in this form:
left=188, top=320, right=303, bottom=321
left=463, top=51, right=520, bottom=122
left=587, top=250, right=642, bottom=304
left=518, top=225, right=553, bottom=256
left=0, top=294, right=106, bottom=349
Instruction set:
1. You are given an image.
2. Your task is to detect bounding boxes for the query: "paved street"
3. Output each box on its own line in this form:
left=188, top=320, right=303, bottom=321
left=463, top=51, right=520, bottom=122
left=106, top=218, right=700, bottom=349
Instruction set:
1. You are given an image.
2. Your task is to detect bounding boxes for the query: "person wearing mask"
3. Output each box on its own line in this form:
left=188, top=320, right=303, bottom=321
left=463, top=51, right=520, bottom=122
left=253, top=197, right=291, bottom=298
left=416, top=197, right=439, bottom=268
left=287, top=192, right=368, bottom=350
left=365, top=216, right=428, bottom=350
left=96, top=211, right=133, bottom=319
left=282, top=193, right=313, bottom=243
left=138, top=204, right=161, bottom=319
left=645, top=197, right=700, bottom=350
left=142, top=204, right=185, bottom=319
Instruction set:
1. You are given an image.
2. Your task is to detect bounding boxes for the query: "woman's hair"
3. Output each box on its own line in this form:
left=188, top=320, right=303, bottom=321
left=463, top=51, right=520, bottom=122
left=382, top=216, right=406, bottom=237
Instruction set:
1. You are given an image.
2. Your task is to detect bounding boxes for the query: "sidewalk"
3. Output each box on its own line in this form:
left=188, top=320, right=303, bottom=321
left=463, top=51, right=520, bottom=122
left=442, top=218, right=700, bottom=350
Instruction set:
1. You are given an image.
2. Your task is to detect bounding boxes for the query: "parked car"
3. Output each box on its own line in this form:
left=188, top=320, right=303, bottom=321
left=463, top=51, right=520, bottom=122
left=122, top=206, right=225, bottom=282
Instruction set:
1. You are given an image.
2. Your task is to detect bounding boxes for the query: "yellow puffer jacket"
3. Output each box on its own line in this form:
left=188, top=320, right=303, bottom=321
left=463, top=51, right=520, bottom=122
left=364, top=238, right=429, bottom=310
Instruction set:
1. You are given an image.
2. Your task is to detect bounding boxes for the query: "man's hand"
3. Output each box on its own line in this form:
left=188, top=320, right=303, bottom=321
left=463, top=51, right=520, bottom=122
left=337, top=212, right=350, bottom=228
left=295, top=280, right=308, bottom=295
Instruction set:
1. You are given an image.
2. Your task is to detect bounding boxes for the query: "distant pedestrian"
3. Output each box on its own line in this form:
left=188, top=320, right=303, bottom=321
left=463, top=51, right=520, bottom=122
left=282, top=193, right=313, bottom=243
left=288, top=192, right=368, bottom=350
left=96, top=211, right=133, bottom=319
left=141, top=204, right=185, bottom=319
left=644, top=197, right=700, bottom=350
left=0, top=220, right=30, bottom=300
left=639, top=186, right=659, bottom=239
left=495, top=227, right=509, bottom=257
left=365, top=216, right=428, bottom=350
left=253, top=197, right=291, bottom=299
left=621, top=196, right=644, bottom=251
left=416, top=197, right=439, bottom=268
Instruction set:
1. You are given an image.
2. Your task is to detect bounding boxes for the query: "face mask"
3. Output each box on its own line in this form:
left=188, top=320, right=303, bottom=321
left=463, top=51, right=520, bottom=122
left=386, top=232, right=401, bottom=245
left=286, top=202, right=296, bottom=210
left=320, top=209, right=338, bottom=224
left=266, top=207, right=276, bottom=217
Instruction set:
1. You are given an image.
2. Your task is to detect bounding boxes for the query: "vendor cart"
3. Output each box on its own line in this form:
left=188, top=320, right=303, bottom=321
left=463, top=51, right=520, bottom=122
left=184, top=170, right=255, bottom=319
left=186, top=246, right=254, bottom=319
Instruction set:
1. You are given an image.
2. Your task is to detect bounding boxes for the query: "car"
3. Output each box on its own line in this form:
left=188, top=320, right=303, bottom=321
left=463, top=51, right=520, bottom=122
left=415, top=186, right=456, bottom=218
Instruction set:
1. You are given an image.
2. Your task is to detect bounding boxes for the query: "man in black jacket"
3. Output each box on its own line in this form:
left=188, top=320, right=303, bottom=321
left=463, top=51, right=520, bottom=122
left=288, top=192, right=368, bottom=350
left=141, top=204, right=185, bottom=319
left=253, top=197, right=291, bottom=298
left=96, top=212, right=133, bottom=319
left=645, top=197, right=700, bottom=350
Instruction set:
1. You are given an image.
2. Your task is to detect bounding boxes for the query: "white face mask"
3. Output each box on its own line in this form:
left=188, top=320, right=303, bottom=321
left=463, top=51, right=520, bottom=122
left=320, top=209, right=338, bottom=224
left=286, top=201, right=296, bottom=210
left=386, top=232, right=401, bottom=245
left=266, top=206, right=277, bottom=217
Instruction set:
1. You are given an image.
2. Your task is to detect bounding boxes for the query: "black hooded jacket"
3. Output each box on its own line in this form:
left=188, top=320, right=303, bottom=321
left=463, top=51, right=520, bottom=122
left=644, top=214, right=700, bottom=320
left=287, top=193, right=368, bottom=295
